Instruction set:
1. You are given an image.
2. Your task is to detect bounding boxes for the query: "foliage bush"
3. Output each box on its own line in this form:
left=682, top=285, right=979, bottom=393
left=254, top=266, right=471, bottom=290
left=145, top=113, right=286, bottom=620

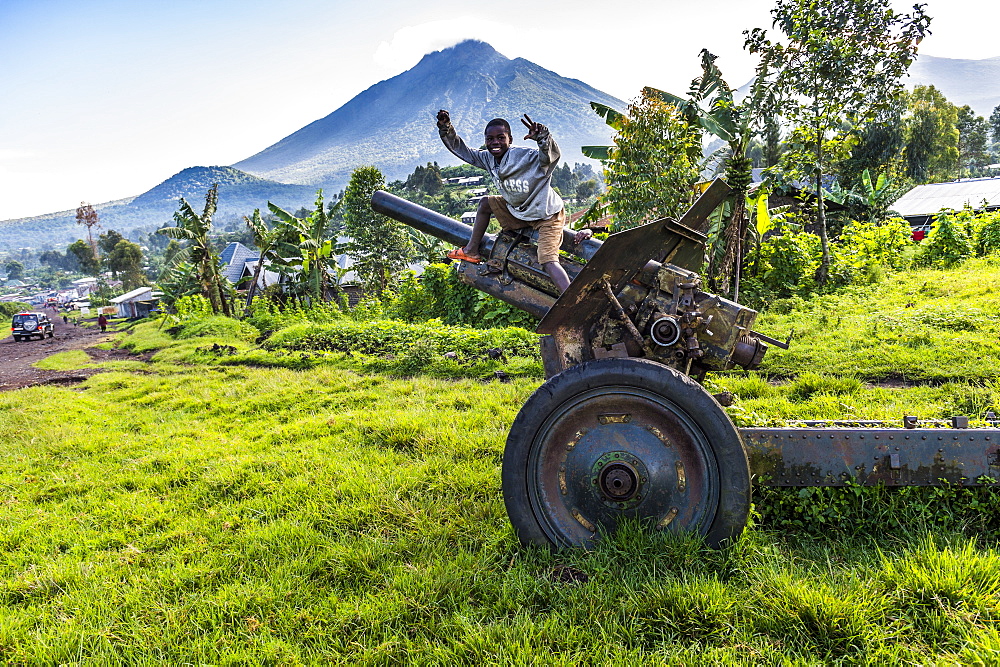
left=173, top=315, right=259, bottom=342
left=264, top=318, right=541, bottom=361
left=829, top=217, right=912, bottom=285
left=913, top=208, right=975, bottom=268
left=387, top=264, right=539, bottom=330
left=245, top=296, right=343, bottom=334
left=974, top=210, right=1000, bottom=256
left=174, top=294, right=213, bottom=321
left=743, top=230, right=822, bottom=304
left=0, top=301, right=31, bottom=318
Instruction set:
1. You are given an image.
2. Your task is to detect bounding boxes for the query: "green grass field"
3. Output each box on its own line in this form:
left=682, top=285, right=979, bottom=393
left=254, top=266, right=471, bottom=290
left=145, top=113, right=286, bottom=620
left=3, top=261, right=1000, bottom=663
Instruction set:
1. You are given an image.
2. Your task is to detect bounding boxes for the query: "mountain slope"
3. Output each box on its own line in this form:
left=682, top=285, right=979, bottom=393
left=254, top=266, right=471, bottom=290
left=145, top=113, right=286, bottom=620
left=0, top=166, right=318, bottom=250
left=234, top=40, right=625, bottom=186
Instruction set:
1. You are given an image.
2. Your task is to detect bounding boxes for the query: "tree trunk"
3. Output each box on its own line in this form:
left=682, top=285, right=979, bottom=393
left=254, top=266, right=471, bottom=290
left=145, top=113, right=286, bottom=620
left=244, top=262, right=264, bottom=316
left=815, top=168, right=830, bottom=286
left=814, top=117, right=830, bottom=287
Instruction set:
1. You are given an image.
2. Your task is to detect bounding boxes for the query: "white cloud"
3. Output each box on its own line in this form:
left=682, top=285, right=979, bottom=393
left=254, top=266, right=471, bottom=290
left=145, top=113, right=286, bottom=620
left=373, top=17, right=517, bottom=72
left=0, top=148, right=37, bottom=163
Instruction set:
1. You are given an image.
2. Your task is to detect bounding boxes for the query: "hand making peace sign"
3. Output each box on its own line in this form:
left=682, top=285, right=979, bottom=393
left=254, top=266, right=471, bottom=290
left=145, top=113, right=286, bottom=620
left=521, top=114, right=544, bottom=140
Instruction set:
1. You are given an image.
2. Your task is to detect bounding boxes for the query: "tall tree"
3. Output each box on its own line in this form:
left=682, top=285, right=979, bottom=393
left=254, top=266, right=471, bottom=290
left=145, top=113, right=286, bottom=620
left=242, top=208, right=283, bottom=312
left=583, top=89, right=701, bottom=231
left=68, top=239, right=100, bottom=276
left=903, top=85, right=959, bottom=183
left=745, top=0, right=930, bottom=285
left=75, top=202, right=101, bottom=257
left=990, top=104, right=1000, bottom=159
left=956, top=105, right=990, bottom=177
left=156, top=184, right=231, bottom=316
left=98, top=229, right=125, bottom=255
left=342, top=166, right=413, bottom=298
left=104, top=240, right=147, bottom=289
left=3, top=260, right=25, bottom=282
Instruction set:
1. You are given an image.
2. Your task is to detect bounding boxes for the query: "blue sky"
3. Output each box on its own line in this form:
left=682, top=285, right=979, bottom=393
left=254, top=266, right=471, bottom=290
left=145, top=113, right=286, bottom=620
left=0, top=0, right=994, bottom=221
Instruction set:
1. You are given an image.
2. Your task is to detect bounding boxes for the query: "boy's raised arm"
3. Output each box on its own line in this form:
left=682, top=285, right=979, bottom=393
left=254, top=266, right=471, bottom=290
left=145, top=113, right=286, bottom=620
left=436, top=109, right=486, bottom=169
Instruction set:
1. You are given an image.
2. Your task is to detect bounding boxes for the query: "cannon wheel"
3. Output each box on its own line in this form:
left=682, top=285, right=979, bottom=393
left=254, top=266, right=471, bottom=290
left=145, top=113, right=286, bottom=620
left=502, top=358, right=749, bottom=549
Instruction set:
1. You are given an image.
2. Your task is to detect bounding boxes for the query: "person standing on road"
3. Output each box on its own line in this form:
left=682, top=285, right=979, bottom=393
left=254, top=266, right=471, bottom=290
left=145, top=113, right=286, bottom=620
left=98, top=313, right=108, bottom=333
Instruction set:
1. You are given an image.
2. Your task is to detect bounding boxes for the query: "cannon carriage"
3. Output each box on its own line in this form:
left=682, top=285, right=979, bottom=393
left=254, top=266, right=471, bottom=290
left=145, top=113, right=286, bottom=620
left=371, top=183, right=1000, bottom=549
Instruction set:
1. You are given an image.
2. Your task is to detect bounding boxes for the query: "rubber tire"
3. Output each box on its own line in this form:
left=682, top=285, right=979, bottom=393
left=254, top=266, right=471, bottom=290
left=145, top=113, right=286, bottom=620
left=46, top=330, right=53, bottom=338
left=502, top=357, right=750, bottom=549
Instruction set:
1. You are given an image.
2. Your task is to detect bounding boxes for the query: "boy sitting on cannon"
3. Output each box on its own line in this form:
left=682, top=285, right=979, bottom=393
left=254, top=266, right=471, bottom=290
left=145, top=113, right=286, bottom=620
left=436, top=110, right=590, bottom=293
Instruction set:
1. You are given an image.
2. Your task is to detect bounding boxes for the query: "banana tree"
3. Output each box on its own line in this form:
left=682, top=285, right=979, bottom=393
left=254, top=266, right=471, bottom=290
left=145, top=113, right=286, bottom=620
left=643, top=49, right=776, bottom=301
left=157, top=184, right=231, bottom=316
left=155, top=261, right=201, bottom=315
left=267, top=191, right=340, bottom=307
left=242, top=208, right=287, bottom=314
left=582, top=50, right=773, bottom=300
left=824, top=168, right=897, bottom=224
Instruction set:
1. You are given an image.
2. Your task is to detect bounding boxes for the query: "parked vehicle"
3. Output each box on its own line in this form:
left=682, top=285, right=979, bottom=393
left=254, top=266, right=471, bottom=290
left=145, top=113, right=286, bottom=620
left=11, top=312, right=54, bottom=341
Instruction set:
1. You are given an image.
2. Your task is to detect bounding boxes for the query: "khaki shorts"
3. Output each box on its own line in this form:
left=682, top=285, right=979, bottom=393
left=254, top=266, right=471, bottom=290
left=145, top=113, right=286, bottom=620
left=487, top=196, right=564, bottom=265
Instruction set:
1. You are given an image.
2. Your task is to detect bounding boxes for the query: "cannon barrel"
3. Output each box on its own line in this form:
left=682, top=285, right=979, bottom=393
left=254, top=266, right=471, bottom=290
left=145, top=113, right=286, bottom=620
left=372, top=189, right=604, bottom=262
left=372, top=190, right=474, bottom=248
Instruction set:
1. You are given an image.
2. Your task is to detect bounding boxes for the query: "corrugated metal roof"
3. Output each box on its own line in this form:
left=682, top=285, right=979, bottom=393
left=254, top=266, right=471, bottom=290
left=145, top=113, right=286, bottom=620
left=219, top=242, right=260, bottom=284
left=111, top=286, right=154, bottom=303
left=892, top=178, right=1000, bottom=217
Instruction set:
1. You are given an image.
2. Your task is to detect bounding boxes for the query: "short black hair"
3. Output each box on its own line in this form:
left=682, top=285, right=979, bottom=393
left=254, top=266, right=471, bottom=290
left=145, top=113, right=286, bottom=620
left=485, top=118, right=512, bottom=136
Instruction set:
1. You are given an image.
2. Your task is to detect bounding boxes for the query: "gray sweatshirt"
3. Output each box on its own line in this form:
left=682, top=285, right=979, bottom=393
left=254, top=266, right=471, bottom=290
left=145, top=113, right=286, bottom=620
left=439, top=122, right=564, bottom=222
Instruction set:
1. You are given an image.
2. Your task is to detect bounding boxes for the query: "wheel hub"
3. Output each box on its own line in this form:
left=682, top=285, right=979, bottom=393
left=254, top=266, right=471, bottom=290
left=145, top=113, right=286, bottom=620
left=592, top=451, right=648, bottom=508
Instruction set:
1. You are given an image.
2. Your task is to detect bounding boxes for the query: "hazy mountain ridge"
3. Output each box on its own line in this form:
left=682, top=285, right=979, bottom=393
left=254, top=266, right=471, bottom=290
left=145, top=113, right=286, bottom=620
left=233, top=40, right=625, bottom=186
left=0, top=166, right=317, bottom=250
left=908, top=54, right=1000, bottom=117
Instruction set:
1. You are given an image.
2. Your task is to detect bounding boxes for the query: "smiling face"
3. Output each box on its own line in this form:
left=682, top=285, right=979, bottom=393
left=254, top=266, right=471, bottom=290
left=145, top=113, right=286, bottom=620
left=484, top=124, right=512, bottom=159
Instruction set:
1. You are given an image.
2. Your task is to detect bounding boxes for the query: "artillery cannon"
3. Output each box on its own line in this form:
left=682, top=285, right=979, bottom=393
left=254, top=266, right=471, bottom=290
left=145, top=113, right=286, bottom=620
left=372, top=184, right=1000, bottom=549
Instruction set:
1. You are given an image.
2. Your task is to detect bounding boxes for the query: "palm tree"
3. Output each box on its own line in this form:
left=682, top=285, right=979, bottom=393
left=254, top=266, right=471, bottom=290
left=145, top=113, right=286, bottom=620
left=157, top=184, right=231, bottom=316
left=267, top=190, right=341, bottom=306
left=242, top=208, right=287, bottom=314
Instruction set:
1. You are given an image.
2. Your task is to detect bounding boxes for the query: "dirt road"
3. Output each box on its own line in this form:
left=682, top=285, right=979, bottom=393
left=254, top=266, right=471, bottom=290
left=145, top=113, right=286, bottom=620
left=0, top=315, right=136, bottom=391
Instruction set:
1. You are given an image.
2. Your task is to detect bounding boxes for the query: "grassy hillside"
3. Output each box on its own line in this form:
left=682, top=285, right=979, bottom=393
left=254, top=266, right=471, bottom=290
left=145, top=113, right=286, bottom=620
left=3, top=261, right=1000, bottom=662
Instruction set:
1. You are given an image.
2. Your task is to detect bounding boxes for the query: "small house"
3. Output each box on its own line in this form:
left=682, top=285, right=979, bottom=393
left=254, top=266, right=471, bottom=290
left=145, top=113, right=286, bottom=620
left=110, top=287, right=162, bottom=319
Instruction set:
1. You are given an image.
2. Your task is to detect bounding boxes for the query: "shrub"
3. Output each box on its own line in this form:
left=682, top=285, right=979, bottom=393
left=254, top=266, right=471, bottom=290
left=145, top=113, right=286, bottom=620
left=745, top=230, right=822, bottom=302
left=913, top=208, right=975, bottom=268
left=264, top=318, right=540, bottom=361
left=386, top=263, right=540, bottom=330
left=975, top=210, right=1000, bottom=256
left=174, top=315, right=259, bottom=342
left=246, top=297, right=342, bottom=333
left=830, top=217, right=912, bottom=285
left=0, top=301, right=32, bottom=318
left=174, top=295, right=213, bottom=320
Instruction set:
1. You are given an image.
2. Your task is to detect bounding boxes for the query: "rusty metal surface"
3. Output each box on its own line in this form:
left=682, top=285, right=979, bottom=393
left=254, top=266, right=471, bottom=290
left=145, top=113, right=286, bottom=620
left=455, top=262, right=554, bottom=319
left=536, top=217, right=684, bottom=336
left=536, top=181, right=730, bottom=337
left=741, top=427, right=1000, bottom=486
